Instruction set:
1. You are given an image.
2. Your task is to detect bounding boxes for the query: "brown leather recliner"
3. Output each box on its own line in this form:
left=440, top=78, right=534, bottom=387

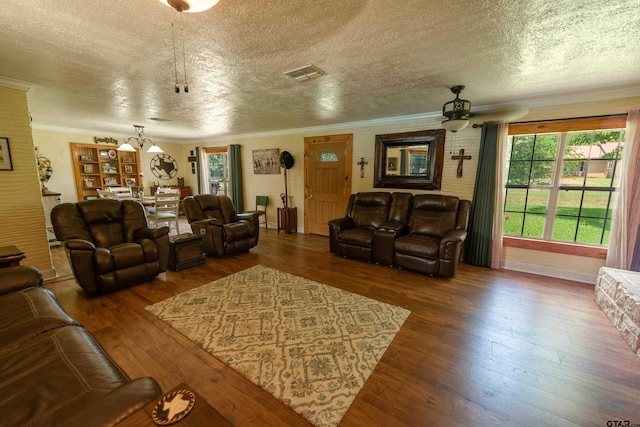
left=51, top=199, right=170, bottom=295
left=328, top=192, right=394, bottom=262
left=182, top=195, right=260, bottom=257
left=394, top=194, right=470, bottom=277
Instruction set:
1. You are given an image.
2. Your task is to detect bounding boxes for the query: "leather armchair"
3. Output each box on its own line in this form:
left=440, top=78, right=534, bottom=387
left=182, top=195, right=260, bottom=257
left=51, top=199, right=170, bottom=295
left=394, top=194, right=470, bottom=277
left=328, top=192, right=393, bottom=262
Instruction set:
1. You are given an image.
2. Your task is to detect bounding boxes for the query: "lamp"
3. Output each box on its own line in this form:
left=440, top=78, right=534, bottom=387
left=159, top=0, right=220, bottom=92
left=118, top=125, right=163, bottom=153
left=441, top=85, right=471, bottom=133
left=158, top=0, right=219, bottom=12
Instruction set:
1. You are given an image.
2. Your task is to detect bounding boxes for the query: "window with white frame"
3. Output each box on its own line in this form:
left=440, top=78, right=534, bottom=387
left=504, top=117, right=626, bottom=246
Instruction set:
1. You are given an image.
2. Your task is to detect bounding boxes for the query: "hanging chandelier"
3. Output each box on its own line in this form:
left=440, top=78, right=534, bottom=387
left=158, top=0, right=220, bottom=92
left=117, top=125, right=163, bottom=153
left=441, top=85, right=471, bottom=133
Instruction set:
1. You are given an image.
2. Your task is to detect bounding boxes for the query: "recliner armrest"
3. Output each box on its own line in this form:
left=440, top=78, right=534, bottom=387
left=0, top=266, right=43, bottom=295
left=327, top=217, right=355, bottom=232
left=64, top=239, right=96, bottom=251
left=379, top=220, right=407, bottom=235
left=440, top=229, right=467, bottom=244
left=134, top=226, right=170, bottom=240
left=55, top=377, right=162, bottom=426
left=439, top=229, right=468, bottom=260
left=235, top=212, right=260, bottom=222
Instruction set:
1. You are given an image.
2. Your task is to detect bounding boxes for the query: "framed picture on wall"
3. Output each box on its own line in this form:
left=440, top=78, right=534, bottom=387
left=83, top=164, right=94, bottom=174
left=124, top=177, right=136, bottom=187
left=387, top=157, right=398, bottom=172
left=252, top=148, right=280, bottom=174
left=124, top=165, right=133, bottom=174
left=0, top=137, right=13, bottom=171
left=104, top=177, right=118, bottom=186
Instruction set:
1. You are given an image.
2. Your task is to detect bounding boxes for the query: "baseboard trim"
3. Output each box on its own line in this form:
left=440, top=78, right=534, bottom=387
left=504, top=260, right=598, bottom=284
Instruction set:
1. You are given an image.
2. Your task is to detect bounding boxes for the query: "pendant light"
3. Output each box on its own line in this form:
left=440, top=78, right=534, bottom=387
left=118, top=125, right=163, bottom=153
left=158, top=0, right=220, bottom=92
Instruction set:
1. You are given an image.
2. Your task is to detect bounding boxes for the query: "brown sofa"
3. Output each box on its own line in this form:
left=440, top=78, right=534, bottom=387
left=51, top=199, right=170, bottom=295
left=328, top=192, right=470, bottom=277
left=0, top=266, right=162, bottom=426
left=182, top=194, right=260, bottom=257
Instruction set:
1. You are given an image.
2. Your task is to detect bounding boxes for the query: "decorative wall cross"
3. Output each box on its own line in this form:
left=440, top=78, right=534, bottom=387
left=357, top=157, right=368, bottom=178
left=451, top=148, right=472, bottom=178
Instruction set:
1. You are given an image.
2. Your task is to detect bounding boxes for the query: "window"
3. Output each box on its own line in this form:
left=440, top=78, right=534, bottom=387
left=504, top=116, right=626, bottom=246
left=204, top=147, right=230, bottom=196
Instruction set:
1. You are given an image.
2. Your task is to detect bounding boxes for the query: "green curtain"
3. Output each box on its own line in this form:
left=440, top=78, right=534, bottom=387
left=195, top=147, right=203, bottom=194
left=229, top=144, right=243, bottom=212
left=464, top=122, right=499, bottom=266
left=400, top=149, right=406, bottom=174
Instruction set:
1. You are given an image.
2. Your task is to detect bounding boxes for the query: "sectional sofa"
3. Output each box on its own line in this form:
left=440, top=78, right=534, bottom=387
left=0, top=266, right=161, bottom=426
left=328, top=192, right=470, bottom=277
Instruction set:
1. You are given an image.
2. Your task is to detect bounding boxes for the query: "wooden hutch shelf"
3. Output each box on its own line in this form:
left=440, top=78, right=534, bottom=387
left=71, top=143, right=142, bottom=200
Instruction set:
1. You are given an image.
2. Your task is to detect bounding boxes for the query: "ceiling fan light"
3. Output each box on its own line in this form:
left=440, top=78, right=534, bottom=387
left=117, top=142, right=136, bottom=152
left=442, top=119, right=469, bottom=133
left=147, top=144, right=164, bottom=153
left=442, top=98, right=471, bottom=119
left=158, top=0, right=220, bottom=12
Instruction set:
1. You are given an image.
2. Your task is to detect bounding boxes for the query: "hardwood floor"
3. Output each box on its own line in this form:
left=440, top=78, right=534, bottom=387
left=46, top=230, right=640, bottom=426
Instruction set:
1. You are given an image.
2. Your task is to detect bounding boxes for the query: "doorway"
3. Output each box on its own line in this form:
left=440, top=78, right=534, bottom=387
left=201, top=147, right=230, bottom=196
left=304, top=134, right=352, bottom=236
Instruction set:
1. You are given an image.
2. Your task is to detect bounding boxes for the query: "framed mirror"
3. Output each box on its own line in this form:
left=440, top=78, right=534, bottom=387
left=374, top=129, right=446, bottom=190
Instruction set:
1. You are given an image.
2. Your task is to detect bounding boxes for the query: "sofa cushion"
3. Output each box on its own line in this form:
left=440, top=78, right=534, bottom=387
left=0, top=287, right=77, bottom=352
left=395, top=234, right=440, bottom=258
left=351, top=192, right=392, bottom=228
left=409, top=195, right=459, bottom=237
left=0, top=326, right=131, bottom=426
left=339, top=228, right=375, bottom=247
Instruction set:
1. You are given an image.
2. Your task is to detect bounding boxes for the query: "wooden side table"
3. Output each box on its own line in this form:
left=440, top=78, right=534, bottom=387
left=0, top=246, right=25, bottom=268
left=119, top=384, right=233, bottom=426
left=168, top=234, right=205, bottom=271
left=277, top=207, right=297, bottom=234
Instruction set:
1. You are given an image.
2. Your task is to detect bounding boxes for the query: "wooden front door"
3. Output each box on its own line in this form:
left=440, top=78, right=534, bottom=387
left=304, top=134, right=352, bottom=236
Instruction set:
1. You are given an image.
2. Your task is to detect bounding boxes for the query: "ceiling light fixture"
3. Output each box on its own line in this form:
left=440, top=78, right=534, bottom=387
left=441, top=85, right=471, bottom=133
left=158, top=0, right=219, bottom=13
left=158, top=0, right=220, bottom=93
left=118, top=125, right=163, bottom=153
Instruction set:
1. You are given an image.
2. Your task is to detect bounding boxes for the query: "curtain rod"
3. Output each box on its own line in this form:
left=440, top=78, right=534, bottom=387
left=471, top=113, right=628, bottom=129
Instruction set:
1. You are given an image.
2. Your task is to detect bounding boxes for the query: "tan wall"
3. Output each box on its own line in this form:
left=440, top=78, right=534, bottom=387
left=184, top=114, right=479, bottom=230
left=0, top=86, right=53, bottom=277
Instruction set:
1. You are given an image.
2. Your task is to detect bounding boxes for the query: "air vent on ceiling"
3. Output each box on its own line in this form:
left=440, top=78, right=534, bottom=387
left=283, top=65, right=326, bottom=82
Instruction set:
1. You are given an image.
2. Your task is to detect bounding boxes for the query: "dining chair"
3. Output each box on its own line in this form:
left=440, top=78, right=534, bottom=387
left=148, top=188, right=180, bottom=234
left=254, top=195, right=269, bottom=229
left=110, top=187, right=133, bottom=199
left=96, top=189, right=118, bottom=199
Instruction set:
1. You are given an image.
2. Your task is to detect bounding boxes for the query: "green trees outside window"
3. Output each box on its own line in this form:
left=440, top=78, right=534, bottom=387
left=504, top=129, right=625, bottom=245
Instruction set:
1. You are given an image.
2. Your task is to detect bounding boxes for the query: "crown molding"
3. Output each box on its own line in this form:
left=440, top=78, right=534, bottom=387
left=0, top=76, right=32, bottom=92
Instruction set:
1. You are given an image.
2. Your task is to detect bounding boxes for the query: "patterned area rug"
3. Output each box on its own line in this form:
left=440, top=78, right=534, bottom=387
left=146, top=265, right=410, bottom=427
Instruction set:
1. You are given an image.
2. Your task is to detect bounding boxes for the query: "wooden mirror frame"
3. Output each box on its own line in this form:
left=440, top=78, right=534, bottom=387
left=374, top=129, right=446, bottom=190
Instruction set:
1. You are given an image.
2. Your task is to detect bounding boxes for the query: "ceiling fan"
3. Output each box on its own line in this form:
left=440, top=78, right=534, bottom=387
left=441, top=85, right=529, bottom=131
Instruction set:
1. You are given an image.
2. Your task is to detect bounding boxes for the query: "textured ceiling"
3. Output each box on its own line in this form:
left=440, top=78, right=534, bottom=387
left=1, top=0, right=639, bottom=142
